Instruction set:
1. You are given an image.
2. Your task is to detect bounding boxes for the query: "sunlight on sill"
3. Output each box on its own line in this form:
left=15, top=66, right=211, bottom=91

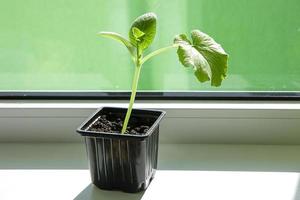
left=0, top=170, right=90, bottom=200
left=0, top=170, right=299, bottom=200
left=145, top=170, right=300, bottom=200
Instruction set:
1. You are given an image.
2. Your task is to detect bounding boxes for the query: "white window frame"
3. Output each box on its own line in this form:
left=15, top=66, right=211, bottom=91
left=0, top=100, right=300, bottom=144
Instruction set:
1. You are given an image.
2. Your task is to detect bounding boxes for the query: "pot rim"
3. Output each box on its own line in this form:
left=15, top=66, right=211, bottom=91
left=76, top=106, right=166, bottom=139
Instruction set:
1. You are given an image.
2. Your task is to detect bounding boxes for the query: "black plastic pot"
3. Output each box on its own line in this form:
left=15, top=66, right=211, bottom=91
left=77, top=107, right=165, bottom=193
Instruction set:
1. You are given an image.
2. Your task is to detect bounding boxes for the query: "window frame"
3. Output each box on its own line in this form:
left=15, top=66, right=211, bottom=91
left=1, top=99, right=300, bottom=144
left=0, top=91, right=300, bottom=100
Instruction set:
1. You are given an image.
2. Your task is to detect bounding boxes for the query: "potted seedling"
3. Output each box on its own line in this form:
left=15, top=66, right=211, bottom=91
left=77, top=12, right=228, bottom=193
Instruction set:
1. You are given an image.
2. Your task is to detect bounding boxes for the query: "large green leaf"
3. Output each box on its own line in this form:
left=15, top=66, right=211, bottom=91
left=174, top=30, right=228, bottom=86
left=129, top=12, right=157, bottom=50
left=97, top=31, right=135, bottom=57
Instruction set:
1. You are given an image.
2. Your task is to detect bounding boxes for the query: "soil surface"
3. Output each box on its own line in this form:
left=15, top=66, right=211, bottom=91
left=87, top=112, right=152, bottom=135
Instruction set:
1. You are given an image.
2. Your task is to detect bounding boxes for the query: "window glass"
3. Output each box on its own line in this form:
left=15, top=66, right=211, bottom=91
left=0, top=0, right=299, bottom=91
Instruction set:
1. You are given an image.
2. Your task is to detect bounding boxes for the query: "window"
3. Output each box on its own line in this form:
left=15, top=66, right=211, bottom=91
left=0, top=0, right=299, bottom=93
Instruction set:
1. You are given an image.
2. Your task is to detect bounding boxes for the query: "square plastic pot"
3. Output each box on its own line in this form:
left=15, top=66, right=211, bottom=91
left=77, top=107, right=165, bottom=193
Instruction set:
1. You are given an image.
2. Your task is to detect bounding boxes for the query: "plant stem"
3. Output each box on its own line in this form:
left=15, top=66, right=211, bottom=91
left=141, top=44, right=179, bottom=65
left=121, top=48, right=142, bottom=134
left=121, top=44, right=178, bottom=134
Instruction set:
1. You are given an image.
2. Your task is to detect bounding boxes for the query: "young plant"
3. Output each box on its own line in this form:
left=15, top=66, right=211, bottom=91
left=98, top=12, right=228, bottom=134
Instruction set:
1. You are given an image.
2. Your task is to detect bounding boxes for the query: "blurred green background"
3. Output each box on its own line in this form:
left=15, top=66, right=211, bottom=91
left=0, top=0, right=299, bottom=91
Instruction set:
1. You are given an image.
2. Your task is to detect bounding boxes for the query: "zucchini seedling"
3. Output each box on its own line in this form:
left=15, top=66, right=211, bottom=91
left=98, top=12, right=228, bottom=134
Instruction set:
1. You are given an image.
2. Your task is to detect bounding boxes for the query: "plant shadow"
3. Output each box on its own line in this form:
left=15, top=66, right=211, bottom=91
left=74, top=184, right=145, bottom=200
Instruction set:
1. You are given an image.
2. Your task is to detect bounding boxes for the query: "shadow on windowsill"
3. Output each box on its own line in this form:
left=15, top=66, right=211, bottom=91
left=74, top=184, right=145, bottom=200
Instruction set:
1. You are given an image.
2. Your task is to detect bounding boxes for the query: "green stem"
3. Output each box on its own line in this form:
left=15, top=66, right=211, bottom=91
left=121, top=47, right=142, bottom=134
left=121, top=44, right=178, bottom=134
left=141, top=44, right=179, bottom=65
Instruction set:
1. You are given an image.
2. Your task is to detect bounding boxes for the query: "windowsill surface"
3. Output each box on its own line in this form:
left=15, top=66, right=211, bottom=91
left=0, top=143, right=300, bottom=199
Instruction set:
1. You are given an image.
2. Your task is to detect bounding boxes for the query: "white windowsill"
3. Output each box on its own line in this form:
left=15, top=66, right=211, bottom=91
left=1, top=100, right=300, bottom=198
left=0, top=100, right=300, bottom=144
left=0, top=143, right=300, bottom=200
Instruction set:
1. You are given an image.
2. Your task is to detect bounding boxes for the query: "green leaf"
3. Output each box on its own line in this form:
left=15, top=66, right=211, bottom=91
left=129, top=12, right=157, bottom=50
left=174, top=30, right=228, bottom=86
left=97, top=31, right=135, bottom=57
left=174, top=34, right=191, bottom=46
left=132, top=27, right=145, bottom=41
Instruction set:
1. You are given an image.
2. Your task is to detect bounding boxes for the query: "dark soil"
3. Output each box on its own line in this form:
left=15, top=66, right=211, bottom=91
left=87, top=112, right=152, bottom=135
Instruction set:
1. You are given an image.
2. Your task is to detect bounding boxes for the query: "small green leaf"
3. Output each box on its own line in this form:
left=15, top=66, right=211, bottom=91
left=129, top=12, right=157, bottom=50
left=174, top=30, right=228, bottom=86
left=98, top=31, right=135, bottom=57
left=132, top=27, right=145, bottom=41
